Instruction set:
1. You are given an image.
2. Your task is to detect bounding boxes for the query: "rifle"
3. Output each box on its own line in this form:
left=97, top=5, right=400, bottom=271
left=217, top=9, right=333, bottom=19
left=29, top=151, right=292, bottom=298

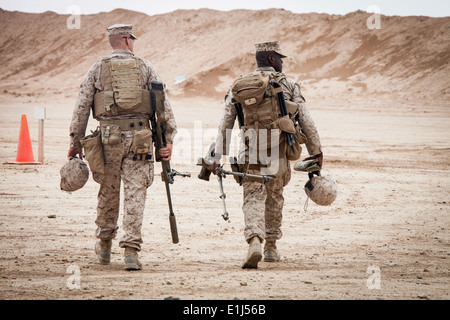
left=150, top=81, right=190, bottom=244
left=197, top=143, right=273, bottom=221
left=234, top=102, right=245, bottom=127
left=271, top=81, right=294, bottom=146
left=216, top=164, right=274, bottom=221
left=216, top=164, right=273, bottom=184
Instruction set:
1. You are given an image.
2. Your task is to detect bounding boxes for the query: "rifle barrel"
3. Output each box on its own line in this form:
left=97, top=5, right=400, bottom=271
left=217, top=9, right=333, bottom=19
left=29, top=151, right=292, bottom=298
left=217, top=167, right=273, bottom=184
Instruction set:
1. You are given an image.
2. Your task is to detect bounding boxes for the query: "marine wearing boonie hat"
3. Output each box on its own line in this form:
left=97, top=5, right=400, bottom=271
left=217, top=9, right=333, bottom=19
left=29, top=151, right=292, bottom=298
left=255, top=41, right=287, bottom=58
left=106, top=24, right=138, bottom=39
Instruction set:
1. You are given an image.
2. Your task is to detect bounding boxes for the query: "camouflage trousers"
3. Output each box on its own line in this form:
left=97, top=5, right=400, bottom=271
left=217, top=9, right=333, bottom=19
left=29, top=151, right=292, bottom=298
left=242, top=165, right=291, bottom=243
left=93, top=130, right=154, bottom=251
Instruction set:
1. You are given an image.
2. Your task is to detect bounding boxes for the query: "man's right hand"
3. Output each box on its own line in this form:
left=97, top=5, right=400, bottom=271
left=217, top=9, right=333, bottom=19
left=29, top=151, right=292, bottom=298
left=68, top=147, right=83, bottom=159
left=304, top=152, right=323, bottom=168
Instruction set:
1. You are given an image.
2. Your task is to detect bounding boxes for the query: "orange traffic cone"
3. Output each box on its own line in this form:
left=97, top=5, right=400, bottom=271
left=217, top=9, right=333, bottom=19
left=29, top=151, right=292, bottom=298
left=7, top=114, right=42, bottom=165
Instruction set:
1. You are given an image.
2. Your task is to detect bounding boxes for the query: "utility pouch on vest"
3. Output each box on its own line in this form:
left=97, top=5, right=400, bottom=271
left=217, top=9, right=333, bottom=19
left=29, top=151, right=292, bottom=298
left=285, top=127, right=303, bottom=161
left=278, top=99, right=308, bottom=160
left=131, top=128, right=153, bottom=161
left=285, top=100, right=298, bottom=116
left=101, top=124, right=121, bottom=146
left=80, top=127, right=105, bottom=174
left=231, top=72, right=269, bottom=107
left=278, top=115, right=296, bottom=135
left=278, top=115, right=308, bottom=161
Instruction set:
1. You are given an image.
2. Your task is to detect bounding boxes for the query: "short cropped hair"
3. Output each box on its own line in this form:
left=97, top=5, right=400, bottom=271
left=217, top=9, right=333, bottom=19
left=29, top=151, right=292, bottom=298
left=108, top=35, right=125, bottom=48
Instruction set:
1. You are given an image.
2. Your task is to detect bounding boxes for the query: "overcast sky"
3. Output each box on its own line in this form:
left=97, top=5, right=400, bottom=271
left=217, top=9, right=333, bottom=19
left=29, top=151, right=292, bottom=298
left=0, top=0, right=449, bottom=17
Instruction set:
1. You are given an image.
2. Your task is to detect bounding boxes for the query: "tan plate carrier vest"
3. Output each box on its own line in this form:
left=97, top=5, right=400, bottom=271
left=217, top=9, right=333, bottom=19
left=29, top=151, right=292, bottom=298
left=93, top=57, right=152, bottom=119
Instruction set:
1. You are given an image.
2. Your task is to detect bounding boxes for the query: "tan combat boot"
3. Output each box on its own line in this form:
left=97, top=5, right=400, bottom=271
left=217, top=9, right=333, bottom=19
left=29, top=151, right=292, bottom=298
left=264, top=240, right=280, bottom=262
left=95, top=239, right=112, bottom=265
left=124, top=247, right=142, bottom=271
left=242, top=236, right=262, bottom=269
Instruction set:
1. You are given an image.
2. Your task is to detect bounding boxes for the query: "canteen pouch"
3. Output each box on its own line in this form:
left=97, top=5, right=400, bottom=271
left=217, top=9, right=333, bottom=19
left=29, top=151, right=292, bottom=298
left=101, top=124, right=121, bottom=145
left=278, top=115, right=307, bottom=161
left=131, top=128, right=153, bottom=161
left=80, top=127, right=105, bottom=174
left=285, top=126, right=308, bottom=161
left=285, top=100, right=298, bottom=117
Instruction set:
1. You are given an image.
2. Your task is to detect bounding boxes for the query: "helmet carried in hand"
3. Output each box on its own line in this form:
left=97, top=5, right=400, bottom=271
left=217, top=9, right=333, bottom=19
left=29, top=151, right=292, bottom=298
left=60, top=157, right=89, bottom=192
left=304, top=172, right=337, bottom=206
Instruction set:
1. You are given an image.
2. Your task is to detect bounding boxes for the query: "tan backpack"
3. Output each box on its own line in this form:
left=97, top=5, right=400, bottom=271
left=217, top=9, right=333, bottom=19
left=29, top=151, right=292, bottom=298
left=231, top=71, right=307, bottom=174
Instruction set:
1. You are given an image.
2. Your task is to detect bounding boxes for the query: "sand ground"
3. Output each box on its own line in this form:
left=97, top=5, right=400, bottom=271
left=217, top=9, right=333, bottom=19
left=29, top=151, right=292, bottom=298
left=0, top=97, right=448, bottom=300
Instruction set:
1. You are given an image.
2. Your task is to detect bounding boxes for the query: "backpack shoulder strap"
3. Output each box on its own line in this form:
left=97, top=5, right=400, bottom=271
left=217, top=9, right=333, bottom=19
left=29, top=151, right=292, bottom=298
left=101, top=57, right=113, bottom=92
left=272, top=72, right=286, bottom=83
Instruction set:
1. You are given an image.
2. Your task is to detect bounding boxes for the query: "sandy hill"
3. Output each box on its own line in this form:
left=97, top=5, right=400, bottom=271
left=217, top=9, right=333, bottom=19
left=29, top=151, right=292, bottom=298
left=0, top=8, right=449, bottom=104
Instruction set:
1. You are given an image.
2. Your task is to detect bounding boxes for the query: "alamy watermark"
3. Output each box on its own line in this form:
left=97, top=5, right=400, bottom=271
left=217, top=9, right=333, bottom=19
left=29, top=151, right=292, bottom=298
left=174, top=123, right=281, bottom=175
left=366, top=265, right=381, bottom=289
left=66, top=264, right=81, bottom=290
left=67, top=5, right=81, bottom=30
left=367, top=5, right=381, bottom=30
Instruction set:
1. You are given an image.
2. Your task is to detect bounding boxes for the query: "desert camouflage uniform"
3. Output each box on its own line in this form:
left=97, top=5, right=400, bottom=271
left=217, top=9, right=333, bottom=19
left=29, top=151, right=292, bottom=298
left=69, top=49, right=177, bottom=251
left=215, top=66, right=321, bottom=243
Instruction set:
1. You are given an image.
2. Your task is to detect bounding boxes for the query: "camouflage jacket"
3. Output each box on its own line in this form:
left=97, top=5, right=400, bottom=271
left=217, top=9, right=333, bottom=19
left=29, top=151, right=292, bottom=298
left=69, top=49, right=177, bottom=149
